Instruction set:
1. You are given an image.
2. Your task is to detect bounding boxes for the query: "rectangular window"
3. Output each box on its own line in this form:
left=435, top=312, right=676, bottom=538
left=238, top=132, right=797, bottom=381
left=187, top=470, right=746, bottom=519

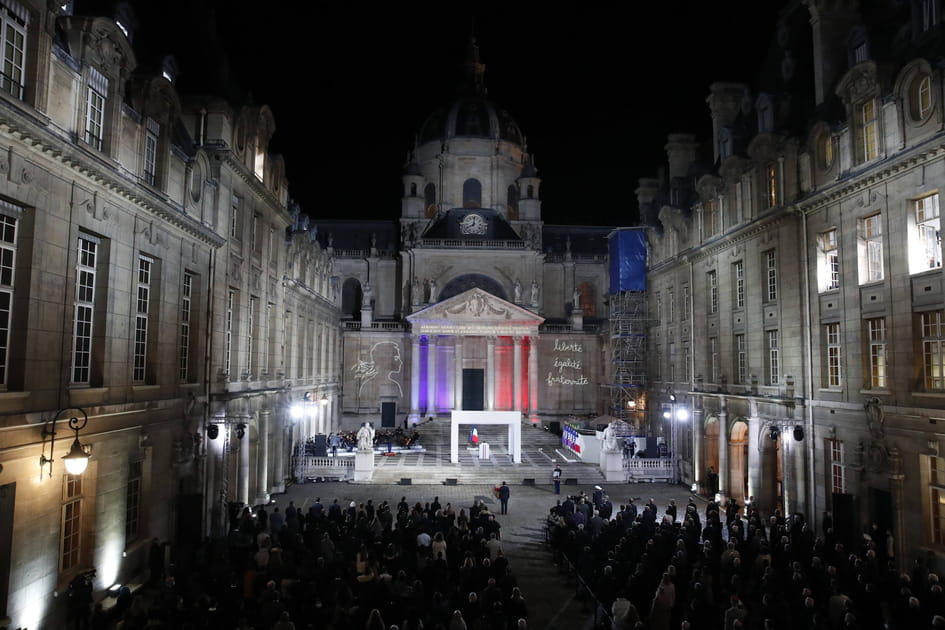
left=179, top=272, right=193, bottom=382
left=826, top=322, right=842, bottom=388
left=667, top=289, right=675, bottom=322
left=767, top=330, right=780, bottom=385
left=914, top=194, right=942, bottom=273
left=707, top=271, right=718, bottom=314
left=854, top=41, right=868, bottom=64
left=85, top=67, right=107, bottom=151
left=251, top=214, right=259, bottom=254
left=0, top=2, right=27, bottom=100
left=61, top=474, right=82, bottom=572
left=133, top=255, right=152, bottom=384
left=125, top=460, right=141, bottom=542
left=247, top=296, right=257, bottom=376
left=230, top=195, right=240, bottom=239
left=859, top=213, right=884, bottom=283
left=655, top=292, right=662, bottom=324
left=765, top=250, right=778, bottom=301
left=0, top=211, right=16, bottom=387
left=143, top=117, right=159, bottom=185
left=654, top=343, right=662, bottom=381
left=930, top=456, right=945, bottom=545
left=668, top=341, right=675, bottom=383
left=225, top=290, right=235, bottom=376
left=704, top=199, right=719, bottom=238
left=733, top=260, right=744, bottom=309
left=681, top=285, right=690, bottom=321
left=709, top=337, right=719, bottom=383
left=264, top=302, right=273, bottom=375
left=72, top=236, right=98, bottom=385
left=766, top=163, right=778, bottom=208
left=866, top=317, right=887, bottom=389
left=735, top=334, right=747, bottom=385
left=683, top=343, right=691, bottom=382
left=829, top=439, right=845, bottom=495
left=923, top=310, right=945, bottom=390
left=820, top=229, right=840, bottom=291
left=862, top=99, right=878, bottom=162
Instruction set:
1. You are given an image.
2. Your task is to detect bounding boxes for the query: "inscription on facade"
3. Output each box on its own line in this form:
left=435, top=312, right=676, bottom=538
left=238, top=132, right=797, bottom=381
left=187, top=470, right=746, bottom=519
left=547, top=338, right=588, bottom=386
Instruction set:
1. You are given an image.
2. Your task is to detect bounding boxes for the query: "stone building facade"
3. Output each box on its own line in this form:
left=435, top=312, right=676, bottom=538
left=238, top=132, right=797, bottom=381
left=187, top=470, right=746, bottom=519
left=0, top=3, right=338, bottom=628
left=642, top=0, right=945, bottom=569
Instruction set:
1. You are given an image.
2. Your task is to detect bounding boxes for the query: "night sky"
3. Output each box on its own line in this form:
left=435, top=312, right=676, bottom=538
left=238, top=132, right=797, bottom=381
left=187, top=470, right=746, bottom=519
left=83, top=1, right=786, bottom=226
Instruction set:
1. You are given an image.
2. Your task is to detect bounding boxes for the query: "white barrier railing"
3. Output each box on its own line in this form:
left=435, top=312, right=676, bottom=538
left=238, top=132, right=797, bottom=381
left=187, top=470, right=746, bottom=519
left=623, top=457, right=673, bottom=482
left=294, top=456, right=354, bottom=481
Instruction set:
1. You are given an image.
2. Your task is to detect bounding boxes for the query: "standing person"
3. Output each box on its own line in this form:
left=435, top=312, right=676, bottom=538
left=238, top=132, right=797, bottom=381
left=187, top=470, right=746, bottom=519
left=552, top=463, right=562, bottom=495
left=329, top=432, right=341, bottom=456
left=499, top=481, right=510, bottom=515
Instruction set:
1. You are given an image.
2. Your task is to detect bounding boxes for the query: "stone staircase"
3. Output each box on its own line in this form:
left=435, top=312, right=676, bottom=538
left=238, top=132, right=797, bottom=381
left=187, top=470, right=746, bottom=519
left=357, top=418, right=607, bottom=486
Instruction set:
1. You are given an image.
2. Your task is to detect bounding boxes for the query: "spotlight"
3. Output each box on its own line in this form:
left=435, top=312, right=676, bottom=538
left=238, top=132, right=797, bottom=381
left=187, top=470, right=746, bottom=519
left=236, top=423, right=246, bottom=440
left=207, top=424, right=219, bottom=440
left=793, top=425, right=805, bottom=441
left=769, top=426, right=781, bottom=441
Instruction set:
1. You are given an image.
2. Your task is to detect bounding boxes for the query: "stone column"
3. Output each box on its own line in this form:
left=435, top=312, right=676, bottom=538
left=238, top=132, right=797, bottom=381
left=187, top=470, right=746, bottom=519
left=271, top=412, right=285, bottom=494
left=747, top=413, right=761, bottom=504
left=327, top=326, right=336, bottom=384
left=486, top=336, right=496, bottom=411
left=692, top=402, right=705, bottom=494
left=513, top=336, right=523, bottom=413
left=238, top=423, right=250, bottom=506
left=781, top=429, right=793, bottom=515
left=409, top=335, right=421, bottom=423
left=528, top=335, right=539, bottom=423
left=254, top=411, right=270, bottom=505
left=319, top=324, right=328, bottom=381
left=717, top=404, right=728, bottom=503
left=427, top=335, right=437, bottom=416
left=792, top=429, right=807, bottom=512
left=454, top=337, right=464, bottom=410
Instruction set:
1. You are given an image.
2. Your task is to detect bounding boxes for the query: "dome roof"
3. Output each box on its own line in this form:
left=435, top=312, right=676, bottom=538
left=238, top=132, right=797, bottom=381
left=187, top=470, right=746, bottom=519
left=418, top=96, right=523, bottom=145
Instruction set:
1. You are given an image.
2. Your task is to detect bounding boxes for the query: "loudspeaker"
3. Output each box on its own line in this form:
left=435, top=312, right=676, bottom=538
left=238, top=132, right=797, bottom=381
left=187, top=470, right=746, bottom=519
left=769, top=426, right=781, bottom=441
left=444, top=478, right=458, bottom=485
left=207, top=424, right=219, bottom=440
left=549, top=421, right=562, bottom=436
left=793, top=425, right=805, bottom=441
left=522, top=478, right=535, bottom=486
left=400, top=478, right=412, bottom=485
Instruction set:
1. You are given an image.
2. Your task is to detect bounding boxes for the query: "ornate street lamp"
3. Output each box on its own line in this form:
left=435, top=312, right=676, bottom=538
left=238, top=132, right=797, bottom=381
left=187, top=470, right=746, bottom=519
left=39, top=407, right=91, bottom=477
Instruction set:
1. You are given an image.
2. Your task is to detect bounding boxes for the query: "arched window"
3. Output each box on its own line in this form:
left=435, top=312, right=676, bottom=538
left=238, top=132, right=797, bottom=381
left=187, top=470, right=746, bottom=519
left=424, top=183, right=436, bottom=217
left=410, top=182, right=417, bottom=196
left=527, top=184, right=534, bottom=199
left=463, top=179, right=482, bottom=208
left=341, top=278, right=363, bottom=320
left=507, top=185, right=519, bottom=220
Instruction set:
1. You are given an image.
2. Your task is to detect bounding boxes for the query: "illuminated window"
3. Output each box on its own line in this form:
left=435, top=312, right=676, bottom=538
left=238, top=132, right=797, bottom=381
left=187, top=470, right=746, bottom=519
left=858, top=213, right=884, bottom=283
left=868, top=317, right=887, bottom=389
left=930, top=456, right=945, bottom=544
left=0, top=1, right=28, bottom=100
left=133, top=255, right=152, bottom=384
left=818, top=132, right=834, bottom=170
left=733, top=261, right=744, bottom=309
left=707, top=271, right=718, bottom=314
left=767, top=330, right=780, bottom=385
left=825, top=322, right=841, bottom=388
left=819, top=229, right=840, bottom=291
left=766, top=163, right=778, bottom=208
left=84, top=67, right=107, bottom=151
left=912, top=194, right=941, bottom=273
left=0, top=209, right=16, bottom=387
left=704, top=199, right=719, bottom=238
left=179, top=273, right=193, bottom=382
left=125, top=460, right=142, bottom=542
left=735, top=334, right=747, bottom=384
left=254, top=145, right=265, bottom=181
left=829, top=439, right=845, bottom=495
left=765, top=250, right=778, bottom=301
left=72, top=235, right=98, bottom=385
left=912, top=74, right=933, bottom=120
left=225, top=290, right=235, bottom=377
left=61, top=474, right=83, bottom=572
left=923, top=310, right=945, bottom=390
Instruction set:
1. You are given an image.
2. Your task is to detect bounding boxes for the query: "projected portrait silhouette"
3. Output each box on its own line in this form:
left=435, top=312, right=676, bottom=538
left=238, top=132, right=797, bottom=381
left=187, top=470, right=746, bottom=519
left=351, top=341, right=403, bottom=397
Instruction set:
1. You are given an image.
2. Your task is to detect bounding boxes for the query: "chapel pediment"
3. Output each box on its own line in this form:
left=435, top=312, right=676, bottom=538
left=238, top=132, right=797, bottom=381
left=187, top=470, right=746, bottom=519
left=407, top=287, right=543, bottom=335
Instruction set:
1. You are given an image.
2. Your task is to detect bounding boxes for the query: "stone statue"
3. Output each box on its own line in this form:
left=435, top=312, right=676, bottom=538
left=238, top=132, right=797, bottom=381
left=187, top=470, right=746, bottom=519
left=357, top=422, right=374, bottom=451
left=572, top=287, right=581, bottom=311
left=428, top=278, right=437, bottom=303
left=412, top=277, right=420, bottom=304
left=602, top=421, right=620, bottom=452
left=513, top=280, right=522, bottom=303
left=530, top=280, right=539, bottom=306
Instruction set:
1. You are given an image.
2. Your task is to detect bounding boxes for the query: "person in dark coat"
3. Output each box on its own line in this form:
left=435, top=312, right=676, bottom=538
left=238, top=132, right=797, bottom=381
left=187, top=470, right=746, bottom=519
left=498, top=481, right=511, bottom=515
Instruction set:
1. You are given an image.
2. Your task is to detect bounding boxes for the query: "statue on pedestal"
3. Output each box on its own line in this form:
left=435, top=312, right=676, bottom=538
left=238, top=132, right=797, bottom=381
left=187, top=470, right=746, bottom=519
left=357, top=422, right=375, bottom=451
left=602, top=421, right=620, bottom=452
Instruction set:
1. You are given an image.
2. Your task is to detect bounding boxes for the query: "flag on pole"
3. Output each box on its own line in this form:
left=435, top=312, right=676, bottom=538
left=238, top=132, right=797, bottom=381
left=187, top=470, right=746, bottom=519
left=470, top=426, right=479, bottom=444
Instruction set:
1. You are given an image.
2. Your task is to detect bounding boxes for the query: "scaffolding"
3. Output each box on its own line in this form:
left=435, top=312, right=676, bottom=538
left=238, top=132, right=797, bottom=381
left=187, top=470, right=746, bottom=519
left=607, top=290, right=647, bottom=429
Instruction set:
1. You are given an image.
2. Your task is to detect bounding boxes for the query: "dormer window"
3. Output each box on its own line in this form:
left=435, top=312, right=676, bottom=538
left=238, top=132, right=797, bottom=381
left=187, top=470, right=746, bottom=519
left=84, top=67, right=108, bottom=151
left=849, top=26, right=869, bottom=66
left=254, top=145, right=265, bottom=181
left=0, top=1, right=28, bottom=100
left=719, top=127, right=733, bottom=161
left=143, top=117, right=159, bottom=185
left=766, top=163, right=778, bottom=208
left=859, top=98, right=879, bottom=162
left=756, top=94, right=774, bottom=133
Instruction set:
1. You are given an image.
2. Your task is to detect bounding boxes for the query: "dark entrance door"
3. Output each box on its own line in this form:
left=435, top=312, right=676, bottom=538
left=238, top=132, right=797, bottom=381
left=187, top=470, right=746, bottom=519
left=0, top=482, right=14, bottom=618
left=832, top=492, right=856, bottom=550
left=381, top=402, right=396, bottom=427
left=870, top=487, right=893, bottom=540
left=462, top=368, right=484, bottom=410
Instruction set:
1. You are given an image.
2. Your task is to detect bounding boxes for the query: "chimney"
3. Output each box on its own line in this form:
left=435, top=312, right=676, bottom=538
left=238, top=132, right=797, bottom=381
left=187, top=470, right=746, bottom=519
left=804, top=0, right=861, bottom=106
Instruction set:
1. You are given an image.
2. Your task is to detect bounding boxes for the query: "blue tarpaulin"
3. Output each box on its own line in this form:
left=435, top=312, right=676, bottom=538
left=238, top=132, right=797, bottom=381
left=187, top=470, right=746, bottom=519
left=608, top=228, right=647, bottom=293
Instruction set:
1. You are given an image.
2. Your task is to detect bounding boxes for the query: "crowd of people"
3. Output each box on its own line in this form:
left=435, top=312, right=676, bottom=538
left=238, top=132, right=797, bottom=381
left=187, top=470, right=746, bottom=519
left=300, top=428, right=422, bottom=457
left=93, top=494, right=527, bottom=630
left=547, top=492, right=944, bottom=629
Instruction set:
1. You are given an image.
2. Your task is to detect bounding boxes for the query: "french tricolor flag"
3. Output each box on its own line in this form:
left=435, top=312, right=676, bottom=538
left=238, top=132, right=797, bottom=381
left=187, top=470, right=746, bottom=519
left=470, top=426, right=479, bottom=444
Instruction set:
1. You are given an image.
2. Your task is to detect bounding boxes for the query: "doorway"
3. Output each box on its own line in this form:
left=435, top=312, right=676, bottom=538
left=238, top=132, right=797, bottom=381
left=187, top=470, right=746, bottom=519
left=381, top=402, right=396, bottom=428
left=462, top=368, right=485, bottom=410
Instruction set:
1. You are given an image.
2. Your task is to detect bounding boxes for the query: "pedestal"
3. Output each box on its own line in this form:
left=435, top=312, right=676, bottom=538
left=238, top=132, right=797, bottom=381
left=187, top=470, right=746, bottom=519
left=600, top=449, right=624, bottom=482
left=570, top=310, right=583, bottom=331
left=353, top=449, right=375, bottom=482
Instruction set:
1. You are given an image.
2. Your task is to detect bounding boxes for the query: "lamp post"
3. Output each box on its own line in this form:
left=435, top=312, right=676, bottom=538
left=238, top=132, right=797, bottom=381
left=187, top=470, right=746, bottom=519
left=39, top=407, right=91, bottom=478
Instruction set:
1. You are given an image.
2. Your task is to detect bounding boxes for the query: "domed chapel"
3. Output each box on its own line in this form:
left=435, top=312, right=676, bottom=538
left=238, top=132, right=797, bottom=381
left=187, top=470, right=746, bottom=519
left=319, top=38, right=616, bottom=429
